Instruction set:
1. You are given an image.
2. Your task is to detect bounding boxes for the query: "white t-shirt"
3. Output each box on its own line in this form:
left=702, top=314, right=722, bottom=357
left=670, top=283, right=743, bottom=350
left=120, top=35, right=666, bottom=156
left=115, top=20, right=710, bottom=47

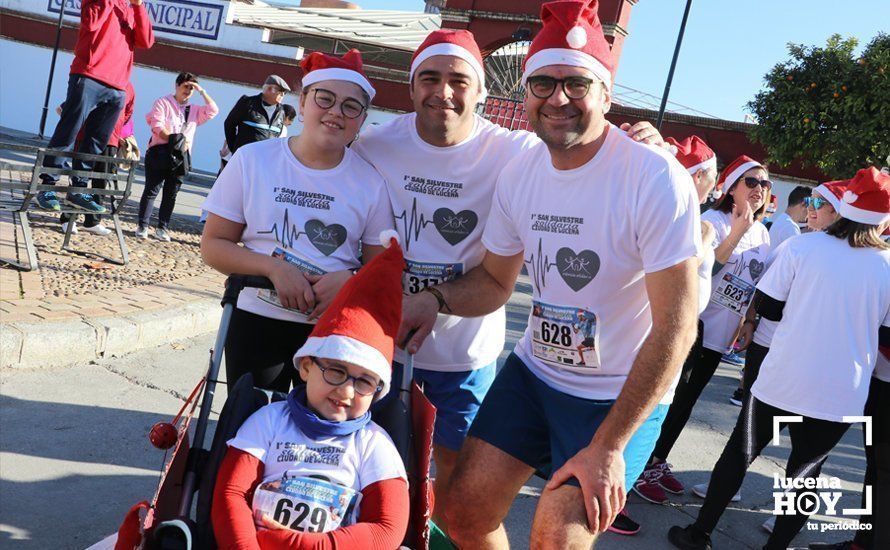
left=482, top=126, right=702, bottom=401
left=203, top=138, right=394, bottom=322
left=698, top=245, right=715, bottom=315
left=352, top=113, right=539, bottom=371
left=228, top=401, right=406, bottom=529
left=768, top=212, right=800, bottom=248
left=751, top=232, right=890, bottom=422
left=751, top=237, right=796, bottom=348
left=875, top=352, right=890, bottom=384
left=699, top=210, right=771, bottom=353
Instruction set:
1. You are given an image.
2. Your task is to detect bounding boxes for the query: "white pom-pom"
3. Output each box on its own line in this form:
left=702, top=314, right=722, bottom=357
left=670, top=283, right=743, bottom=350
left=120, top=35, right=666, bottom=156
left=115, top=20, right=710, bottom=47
left=667, top=144, right=679, bottom=156
left=843, top=190, right=859, bottom=204
left=379, top=229, right=400, bottom=248
left=566, top=26, right=587, bottom=49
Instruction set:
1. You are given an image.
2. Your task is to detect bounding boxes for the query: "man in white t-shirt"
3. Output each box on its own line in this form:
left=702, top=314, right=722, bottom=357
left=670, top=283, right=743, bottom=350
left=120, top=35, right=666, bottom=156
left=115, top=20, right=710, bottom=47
left=768, top=184, right=810, bottom=247
left=398, top=2, right=701, bottom=547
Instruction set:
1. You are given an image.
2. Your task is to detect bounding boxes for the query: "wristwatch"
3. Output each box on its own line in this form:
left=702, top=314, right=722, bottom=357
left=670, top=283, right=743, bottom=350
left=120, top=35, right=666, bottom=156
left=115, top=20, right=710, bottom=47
left=423, top=286, right=452, bottom=313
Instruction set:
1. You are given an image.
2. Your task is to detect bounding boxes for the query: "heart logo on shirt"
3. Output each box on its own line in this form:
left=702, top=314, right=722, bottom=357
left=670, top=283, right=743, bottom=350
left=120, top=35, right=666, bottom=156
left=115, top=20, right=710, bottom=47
left=433, top=208, right=478, bottom=246
left=556, top=248, right=600, bottom=292
left=748, top=259, right=765, bottom=281
left=305, top=220, right=347, bottom=256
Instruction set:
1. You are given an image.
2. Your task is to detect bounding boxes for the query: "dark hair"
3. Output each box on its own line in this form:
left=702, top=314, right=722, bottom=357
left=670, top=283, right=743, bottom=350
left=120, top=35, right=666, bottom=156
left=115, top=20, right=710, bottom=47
left=714, top=167, right=772, bottom=219
left=176, top=72, right=199, bottom=86
left=825, top=218, right=890, bottom=250
left=282, top=104, right=297, bottom=120
left=787, top=185, right=811, bottom=207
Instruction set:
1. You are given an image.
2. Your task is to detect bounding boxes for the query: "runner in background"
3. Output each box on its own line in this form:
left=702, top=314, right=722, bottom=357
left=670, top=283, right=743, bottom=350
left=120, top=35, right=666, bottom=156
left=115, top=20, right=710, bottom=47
left=669, top=167, right=890, bottom=550
left=201, top=50, right=393, bottom=393
left=768, top=185, right=810, bottom=247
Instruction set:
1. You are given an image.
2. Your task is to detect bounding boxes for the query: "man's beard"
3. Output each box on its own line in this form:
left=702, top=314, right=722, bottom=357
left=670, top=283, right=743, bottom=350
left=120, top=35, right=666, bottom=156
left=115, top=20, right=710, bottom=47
left=530, top=106, right=588, bottom=150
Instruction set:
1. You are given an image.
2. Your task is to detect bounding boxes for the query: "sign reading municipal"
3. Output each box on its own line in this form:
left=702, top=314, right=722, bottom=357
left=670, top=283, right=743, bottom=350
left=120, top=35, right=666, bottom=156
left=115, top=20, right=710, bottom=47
left=47, top=0, right=224, bottom=41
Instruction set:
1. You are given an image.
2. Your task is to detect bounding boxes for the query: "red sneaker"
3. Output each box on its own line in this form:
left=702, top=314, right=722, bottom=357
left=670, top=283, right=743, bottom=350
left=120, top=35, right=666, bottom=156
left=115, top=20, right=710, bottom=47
left=607, top=507, right=640, bottom=536
left=632, top=466, right=669, bottom=504
left=652, top=459, right=685, bottom=494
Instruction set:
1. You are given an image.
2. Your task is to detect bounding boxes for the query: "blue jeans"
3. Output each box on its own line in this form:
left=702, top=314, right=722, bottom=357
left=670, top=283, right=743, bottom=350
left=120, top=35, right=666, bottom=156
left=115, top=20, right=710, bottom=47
left=42, top=74, right=125, bottom=187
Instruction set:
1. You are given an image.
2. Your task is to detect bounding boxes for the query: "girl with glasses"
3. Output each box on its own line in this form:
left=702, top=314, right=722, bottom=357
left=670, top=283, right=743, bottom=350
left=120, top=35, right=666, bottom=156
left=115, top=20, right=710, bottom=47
left=201, top=50, right=395, bottom=394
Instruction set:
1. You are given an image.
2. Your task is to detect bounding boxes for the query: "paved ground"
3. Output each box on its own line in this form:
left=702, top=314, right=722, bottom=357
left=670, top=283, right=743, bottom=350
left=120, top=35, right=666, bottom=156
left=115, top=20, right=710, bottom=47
left=0, top=281, right=868, bottom=549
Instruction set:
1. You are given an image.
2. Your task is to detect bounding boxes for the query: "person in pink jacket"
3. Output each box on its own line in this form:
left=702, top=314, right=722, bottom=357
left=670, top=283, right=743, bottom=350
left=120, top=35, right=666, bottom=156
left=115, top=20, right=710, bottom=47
left=137, top=72, right=218, bottom=241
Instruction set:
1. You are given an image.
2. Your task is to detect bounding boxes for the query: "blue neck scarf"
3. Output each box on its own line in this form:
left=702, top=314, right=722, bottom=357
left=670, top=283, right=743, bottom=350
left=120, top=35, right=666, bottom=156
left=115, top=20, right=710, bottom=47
left=287, top=386, right=371, bottom=439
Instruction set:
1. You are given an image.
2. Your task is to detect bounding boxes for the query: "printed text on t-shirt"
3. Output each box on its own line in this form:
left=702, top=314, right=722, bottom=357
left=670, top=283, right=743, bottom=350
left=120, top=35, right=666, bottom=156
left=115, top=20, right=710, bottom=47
left=274, top=186, right=335, bottom=210
left=402, top=174, right=463, bottom=198
left=274, top=443, right=344, bottom=465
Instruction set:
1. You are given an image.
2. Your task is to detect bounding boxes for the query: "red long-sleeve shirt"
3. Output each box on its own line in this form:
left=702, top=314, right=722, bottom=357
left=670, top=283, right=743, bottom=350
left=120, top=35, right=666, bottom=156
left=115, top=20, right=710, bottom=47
left=70, top=0, right=155, bottom=91
left=212, top=448, right=410, bottom=550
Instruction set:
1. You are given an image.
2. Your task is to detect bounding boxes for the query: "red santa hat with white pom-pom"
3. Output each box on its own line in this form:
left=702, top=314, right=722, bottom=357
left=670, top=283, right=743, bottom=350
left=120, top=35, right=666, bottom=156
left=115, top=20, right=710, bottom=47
left=293, top=230, right=403, bottom=398
left=713, top=155, right=763, bottom=198
left=837, top=167, right=890, bottom=225
left=521, top=0, right=615, bottom=88
left=410, top=29, right=487, bottom=100
left=813, top=179, right=848, bottom=213
left=300, top=49, right=376, bottom=101
left=665, top=135, right=716, bottom=175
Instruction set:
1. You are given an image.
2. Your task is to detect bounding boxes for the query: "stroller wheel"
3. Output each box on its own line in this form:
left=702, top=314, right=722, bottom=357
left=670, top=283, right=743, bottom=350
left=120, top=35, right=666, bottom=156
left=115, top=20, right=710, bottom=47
left=151, top=518, right=194, bottom=550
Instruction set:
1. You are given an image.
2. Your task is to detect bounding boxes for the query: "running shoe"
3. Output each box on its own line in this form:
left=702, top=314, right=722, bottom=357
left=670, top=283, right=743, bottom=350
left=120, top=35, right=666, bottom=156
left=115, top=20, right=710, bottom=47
left=692, top=482, right=741, bottom=502
left=722, top=351, right=746, bottom=367
left=36, top=191, right=61, bottom=211
left=134, top=226, right=149, bottom=239
left=60, top=221, right=77, bottom=234
left=667, top=524, right=712, bottom=550
left=607, top=507, right=640, bottom=536
left=761, top=515, right=775, bottom=534
left=82, top=223, right=112, bottom=236
left=652, top=460, right=685, bottom=494
left=730, top=387, right=744, bottom=406
left=633, top=467, right=669, bottom=504
left=154, top=228, right=172, bottom=242
left=66, top=192, right=106, bottom=213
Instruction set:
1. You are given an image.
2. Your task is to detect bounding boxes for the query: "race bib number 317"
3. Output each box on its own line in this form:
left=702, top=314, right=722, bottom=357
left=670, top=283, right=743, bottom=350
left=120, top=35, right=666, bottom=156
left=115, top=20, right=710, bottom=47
left=530, top=300, right=600, bottom=369
left=403, top=259, right=463, bottom=295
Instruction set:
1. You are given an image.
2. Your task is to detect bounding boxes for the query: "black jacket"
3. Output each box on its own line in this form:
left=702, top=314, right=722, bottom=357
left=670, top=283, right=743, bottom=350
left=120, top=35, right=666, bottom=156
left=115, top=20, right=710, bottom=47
left=224, top=94, right=285, bottom=154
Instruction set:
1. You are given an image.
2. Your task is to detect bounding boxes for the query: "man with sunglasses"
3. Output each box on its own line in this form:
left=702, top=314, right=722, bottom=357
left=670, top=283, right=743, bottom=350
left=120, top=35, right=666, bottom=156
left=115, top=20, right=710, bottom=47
left=769, top=185, right=811, bottom=248
left=397, top=1, right=701, bottom=546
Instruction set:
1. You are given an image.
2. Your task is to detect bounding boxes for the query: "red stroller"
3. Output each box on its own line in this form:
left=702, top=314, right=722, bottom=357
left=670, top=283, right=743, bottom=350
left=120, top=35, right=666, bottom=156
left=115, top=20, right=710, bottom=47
left=104, top=275, right=436, bottom=549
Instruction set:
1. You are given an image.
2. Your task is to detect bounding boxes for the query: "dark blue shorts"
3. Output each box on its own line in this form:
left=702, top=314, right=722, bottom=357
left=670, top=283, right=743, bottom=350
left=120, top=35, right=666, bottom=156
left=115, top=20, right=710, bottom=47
left=468, top=353, right=668, bottom=489
left=388, top=361, right=496, bottom=451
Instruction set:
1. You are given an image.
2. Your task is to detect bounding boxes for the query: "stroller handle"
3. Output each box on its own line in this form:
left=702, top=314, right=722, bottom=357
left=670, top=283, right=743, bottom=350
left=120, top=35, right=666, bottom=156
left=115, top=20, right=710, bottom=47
left=222, top=274, right=275, bottom=307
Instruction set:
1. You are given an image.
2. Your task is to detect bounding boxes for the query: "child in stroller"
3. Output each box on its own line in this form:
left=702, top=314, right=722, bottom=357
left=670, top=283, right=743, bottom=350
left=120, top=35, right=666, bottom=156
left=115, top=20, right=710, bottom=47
left=211, top=234, right=410, bottom=549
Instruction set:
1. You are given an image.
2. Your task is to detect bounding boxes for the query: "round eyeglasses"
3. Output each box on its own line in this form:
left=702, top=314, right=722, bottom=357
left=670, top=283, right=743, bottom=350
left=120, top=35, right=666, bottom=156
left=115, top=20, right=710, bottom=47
left=312, top=88, right=367, bottom=119
left=526, top=75, right=596, bottom=100
left=312, top=358, right=381, bottom=396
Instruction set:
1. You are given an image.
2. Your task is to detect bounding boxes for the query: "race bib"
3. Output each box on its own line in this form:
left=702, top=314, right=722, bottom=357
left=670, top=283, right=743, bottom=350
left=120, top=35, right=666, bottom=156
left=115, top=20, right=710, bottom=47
left=531, top=300, right=600, bottom=369
left=258, top=247, right=328, bottom=322
left=711, top=272, right=755, bottom=315
left=402, top=259, right=463, bottom=295
left=251, top=474, right=361, bottom=533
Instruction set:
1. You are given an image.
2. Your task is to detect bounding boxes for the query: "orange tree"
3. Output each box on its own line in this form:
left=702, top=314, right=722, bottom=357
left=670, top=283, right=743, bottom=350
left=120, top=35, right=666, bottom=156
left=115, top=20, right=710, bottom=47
left=747, top=33, right=889, bottom=179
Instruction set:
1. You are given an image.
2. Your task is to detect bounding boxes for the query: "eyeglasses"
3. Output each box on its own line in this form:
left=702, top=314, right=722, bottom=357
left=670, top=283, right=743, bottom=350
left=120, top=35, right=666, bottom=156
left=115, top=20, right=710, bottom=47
left=312, top=358, right=381, bottom=396
left=526, top=75, right=596, bottom=100
left=804, top=196, right=829, bottom=210
left=312, top=88, right=367, bottom=119
left=741, top=177, right=773, bottom=191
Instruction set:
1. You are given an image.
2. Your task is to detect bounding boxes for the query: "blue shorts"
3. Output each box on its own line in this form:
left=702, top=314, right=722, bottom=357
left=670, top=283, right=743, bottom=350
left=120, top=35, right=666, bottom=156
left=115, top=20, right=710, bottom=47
left=468, top=353, right=668, bottom=489
left=387, top=361, right=497, bottom=452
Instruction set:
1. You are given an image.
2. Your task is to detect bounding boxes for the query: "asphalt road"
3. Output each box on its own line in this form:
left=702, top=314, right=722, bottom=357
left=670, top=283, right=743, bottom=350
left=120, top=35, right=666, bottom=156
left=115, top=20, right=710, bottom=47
left=0, top=275, right=869, bottom=549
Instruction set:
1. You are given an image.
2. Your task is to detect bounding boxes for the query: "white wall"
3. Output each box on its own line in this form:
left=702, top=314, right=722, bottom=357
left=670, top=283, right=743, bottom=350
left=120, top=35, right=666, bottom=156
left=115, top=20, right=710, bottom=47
left=0, top=39, right=399, bottom=173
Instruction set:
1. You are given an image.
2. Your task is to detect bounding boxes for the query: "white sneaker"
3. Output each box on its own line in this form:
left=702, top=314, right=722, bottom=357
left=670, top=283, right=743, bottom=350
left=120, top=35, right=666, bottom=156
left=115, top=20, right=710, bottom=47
left=154, top=228, right=172, bottom=242
left=135, top=226, right=148, bottom=239
left=61, top=221, right=78, bottom=234
left=692, top=482, right=741, bottom=502
left=761, top=515, right=775, bottom=533
left=82, top=223, right=112, bottom=236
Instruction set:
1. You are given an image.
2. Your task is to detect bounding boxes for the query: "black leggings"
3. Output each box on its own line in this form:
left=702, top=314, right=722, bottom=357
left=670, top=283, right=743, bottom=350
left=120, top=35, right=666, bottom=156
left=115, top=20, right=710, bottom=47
left=224, top=308, right=314, bottom=393
left=651, top=322, right=723, bottom=461
left=854, top=376, right=890, bottom=550
left=740, top=341, right=769, bottom=394
left=694, top=396, right=850, bottom=550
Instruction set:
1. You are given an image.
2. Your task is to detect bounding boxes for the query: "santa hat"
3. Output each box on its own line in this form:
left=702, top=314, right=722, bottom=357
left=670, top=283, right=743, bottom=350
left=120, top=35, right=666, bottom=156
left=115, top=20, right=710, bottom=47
left=813, top=179, right=848, bottom=212
left=300, top=49, right=376, bottom=101
left=714, top=155, right=763, bottom=197
left=294, top=230, right=403, bottom=398
left=838, top=167, right=890, bottom=225
left=410, top=29, right=487, bottom=100
left=521, top=0, right=615, bottom=88
left=665, top=136, right=716, bottom=175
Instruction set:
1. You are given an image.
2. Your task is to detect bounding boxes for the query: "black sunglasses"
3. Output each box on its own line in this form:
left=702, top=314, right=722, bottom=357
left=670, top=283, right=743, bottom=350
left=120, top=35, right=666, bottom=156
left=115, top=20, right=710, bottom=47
left=741, top=177, right=772, bottom=191
left=526, top=75, right=596, bottom=100
left=312, top=358, right=381, bottom=396
left=312, top=88, right=367, bottom=119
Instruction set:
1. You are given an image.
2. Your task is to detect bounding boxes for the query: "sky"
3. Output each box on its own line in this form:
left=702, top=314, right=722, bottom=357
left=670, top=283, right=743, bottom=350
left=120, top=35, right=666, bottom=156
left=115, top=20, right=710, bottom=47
left=352, top=1, right=889, bottom=121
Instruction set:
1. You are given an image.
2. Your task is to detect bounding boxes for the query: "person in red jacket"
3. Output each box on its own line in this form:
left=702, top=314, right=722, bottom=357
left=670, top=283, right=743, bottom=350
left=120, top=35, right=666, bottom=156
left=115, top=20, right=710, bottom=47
left=59, top=81, right=136, bottom=236
left=38, top=0, right=154, bottom=214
